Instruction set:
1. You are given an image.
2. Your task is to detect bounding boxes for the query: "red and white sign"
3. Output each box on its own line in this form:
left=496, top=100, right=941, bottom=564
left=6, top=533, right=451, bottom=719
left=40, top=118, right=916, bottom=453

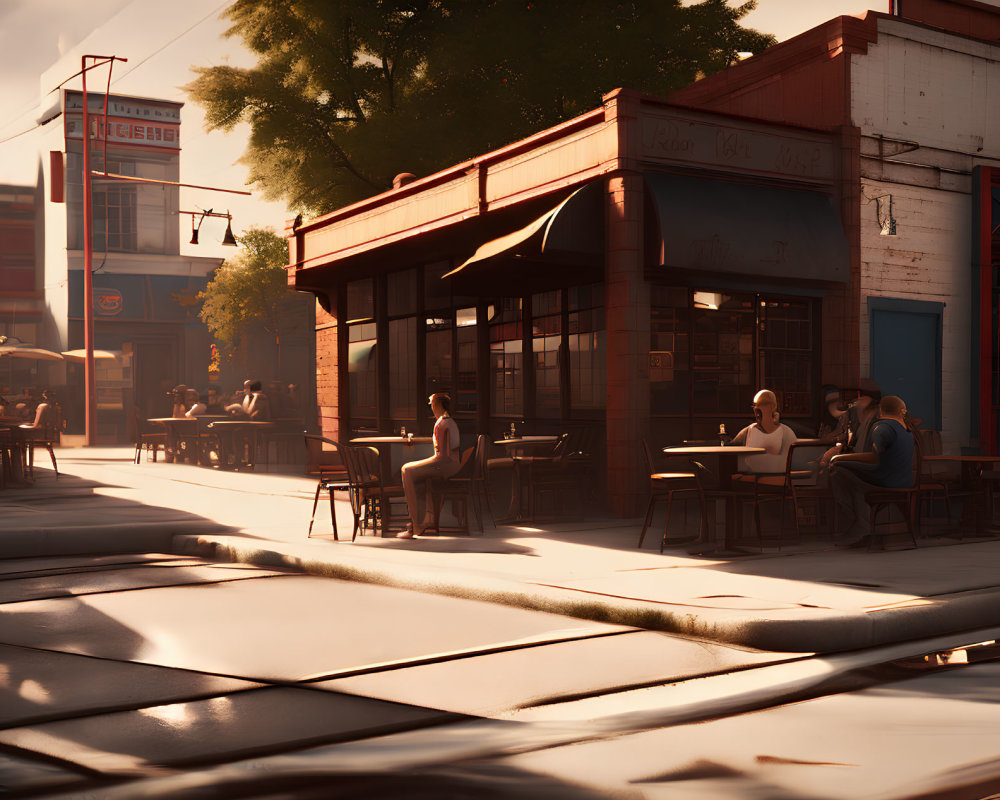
left=64, top=91, right=181, bottom=150
left=65, top=117, right=179, bottom=149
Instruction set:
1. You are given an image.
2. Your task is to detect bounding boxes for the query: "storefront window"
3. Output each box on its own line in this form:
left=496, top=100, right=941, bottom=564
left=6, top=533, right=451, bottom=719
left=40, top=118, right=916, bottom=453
left=388, top=269, right=417, bottom=317
left=759, top=299, right=813, bottom=415
left=650, top=287, right=689, bottom=414
left=346, top=278, right=374, bottom=323
left=489, top=299, right=523, bottom=416
left=455, top=307, right=478, bottom=415
left=389, top=317, right=416, bottom=420
left=532, top=291, right=562, bottom=418
left=650, top=287, right=816, bottom=424
left=691, top=292, right=755, bottom=415
left=426, top=313, right=453, bottom=400
left=348, top=321, right=377, bottom=427
left=568, top=284, right=605, bottom=412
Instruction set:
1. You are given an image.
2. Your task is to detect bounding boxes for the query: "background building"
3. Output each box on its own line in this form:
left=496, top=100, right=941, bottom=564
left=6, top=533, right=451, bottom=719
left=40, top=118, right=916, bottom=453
left=671, top=0, right=1000, bottom=452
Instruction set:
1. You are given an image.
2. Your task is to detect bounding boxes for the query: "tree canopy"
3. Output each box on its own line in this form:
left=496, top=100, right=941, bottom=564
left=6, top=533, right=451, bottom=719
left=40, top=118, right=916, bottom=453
left=198, top=227, right=297, bottom=360
left=187, top=0, right=774, bottom=215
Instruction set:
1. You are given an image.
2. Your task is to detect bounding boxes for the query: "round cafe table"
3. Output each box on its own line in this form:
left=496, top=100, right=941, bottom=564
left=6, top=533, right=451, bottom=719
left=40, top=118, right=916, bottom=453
left=662, top=445, right=766, bottom=553
left=349, top=436, right=433, bottom=483
left=492, top=436, right=561, bottom=521
left=924, top=454, right=1000, bottom=536
left=206, top=420, right=275, bottom=470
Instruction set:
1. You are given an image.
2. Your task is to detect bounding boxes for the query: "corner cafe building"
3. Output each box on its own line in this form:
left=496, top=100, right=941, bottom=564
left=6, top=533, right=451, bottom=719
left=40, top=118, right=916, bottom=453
left=287, top=89, right=854, bottom=516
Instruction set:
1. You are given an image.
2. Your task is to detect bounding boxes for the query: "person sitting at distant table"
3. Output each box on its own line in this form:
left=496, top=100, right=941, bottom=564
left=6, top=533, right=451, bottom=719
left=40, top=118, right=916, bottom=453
left=183, top=389, right=208, bottom=417
left=225, top=380, right=254, bottom=417
left=19, top=389, right=57, bottom=432
left=728, top=389, right=798, bottom=475
left=246, top=381, right=271, bottom=420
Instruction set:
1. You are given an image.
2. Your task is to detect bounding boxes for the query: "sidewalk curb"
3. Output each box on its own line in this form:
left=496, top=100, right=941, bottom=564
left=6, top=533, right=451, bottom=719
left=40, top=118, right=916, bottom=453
left=0, top=522, right=231, bottom=560
left=176, top=534, right=1000, bottom=653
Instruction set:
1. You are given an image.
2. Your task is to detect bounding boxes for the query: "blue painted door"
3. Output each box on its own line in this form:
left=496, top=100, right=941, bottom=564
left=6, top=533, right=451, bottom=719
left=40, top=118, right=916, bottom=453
left=870, top=307, right=940, bottom=429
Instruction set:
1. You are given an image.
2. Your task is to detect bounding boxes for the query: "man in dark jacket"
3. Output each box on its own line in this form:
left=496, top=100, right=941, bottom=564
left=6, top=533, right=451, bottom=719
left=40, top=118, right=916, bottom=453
left=829, top=394, right=914, bottom=547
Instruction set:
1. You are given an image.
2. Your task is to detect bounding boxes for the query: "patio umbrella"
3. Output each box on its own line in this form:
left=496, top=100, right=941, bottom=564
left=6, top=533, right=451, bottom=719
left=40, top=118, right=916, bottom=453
left=0, top=346, right=65, bottom=361
left=60, top=349, right=120, bottom=362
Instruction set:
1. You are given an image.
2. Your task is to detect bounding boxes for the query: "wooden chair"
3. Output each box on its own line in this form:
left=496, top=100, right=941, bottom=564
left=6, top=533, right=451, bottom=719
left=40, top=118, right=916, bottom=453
left=864, top=429, right=920, bottom=550
left=427, top=444, right=478, bottom=535
left=637, top=439, right=698, bottom=551
left=133, top=410, right=167, bottom=464
left=738, top=441, right=831, bottom=548
left=304, top=435, right=352, bottom=540
left=351, top=445, right=407, bottom=537
left=24, top=404, right=61, bottom=480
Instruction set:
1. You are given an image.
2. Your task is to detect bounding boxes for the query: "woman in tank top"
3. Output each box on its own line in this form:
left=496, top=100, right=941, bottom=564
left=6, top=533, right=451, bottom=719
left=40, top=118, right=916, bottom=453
left=398, top=393, right=462, bottom=538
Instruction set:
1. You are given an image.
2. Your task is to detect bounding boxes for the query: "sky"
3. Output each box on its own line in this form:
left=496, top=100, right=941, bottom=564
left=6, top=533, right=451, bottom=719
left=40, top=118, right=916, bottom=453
left=0, top=0, right=905, bottom=257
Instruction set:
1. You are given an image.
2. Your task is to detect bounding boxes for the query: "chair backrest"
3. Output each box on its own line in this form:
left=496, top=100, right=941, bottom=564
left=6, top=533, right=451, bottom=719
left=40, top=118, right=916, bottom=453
left=640, top=439, right=656, bottom=476
left=917, top=429, right=943, bottom=456
left=473, top=433, right=490, bottom=482
left=304, top=434, right=350, bottom=477
left=354, top=446, right=382, bottom=484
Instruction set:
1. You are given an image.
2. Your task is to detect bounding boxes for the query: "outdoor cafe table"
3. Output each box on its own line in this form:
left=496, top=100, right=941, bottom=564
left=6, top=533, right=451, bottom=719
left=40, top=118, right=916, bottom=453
left=349, top=436, right=433, bottom=483
left=492, top=436, right=561, bottom=522
left=924, top=454, right=1000, bottom=535
left=146, top=418, right=202, bottom=464
left=206, top=420, right=275, bottom=470
left=661, top=445, right=766, bottom=553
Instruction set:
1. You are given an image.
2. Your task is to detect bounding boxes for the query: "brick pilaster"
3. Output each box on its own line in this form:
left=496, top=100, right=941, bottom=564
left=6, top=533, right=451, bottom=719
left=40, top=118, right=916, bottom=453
left=605, top=171, right=650, bottom=517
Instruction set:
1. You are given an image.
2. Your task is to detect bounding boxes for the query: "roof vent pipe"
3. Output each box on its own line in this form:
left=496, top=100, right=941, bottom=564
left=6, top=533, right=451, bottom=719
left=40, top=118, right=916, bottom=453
left=393, top=172, right=417, bottom=190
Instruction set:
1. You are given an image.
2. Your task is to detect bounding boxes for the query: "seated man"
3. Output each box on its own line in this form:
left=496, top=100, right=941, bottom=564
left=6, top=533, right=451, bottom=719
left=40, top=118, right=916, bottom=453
left=183, top=389, right=207, bottom=417
left=829, top=394, right=914, bottom=547
left=729, top=389, right=797, bottom=475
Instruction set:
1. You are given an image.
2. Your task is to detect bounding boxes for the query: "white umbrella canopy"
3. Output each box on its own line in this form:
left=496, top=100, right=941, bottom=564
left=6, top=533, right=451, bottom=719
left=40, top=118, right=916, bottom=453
left=0, top=346, right=65, bottom=361
left=60, top=349, right=120, bottom=363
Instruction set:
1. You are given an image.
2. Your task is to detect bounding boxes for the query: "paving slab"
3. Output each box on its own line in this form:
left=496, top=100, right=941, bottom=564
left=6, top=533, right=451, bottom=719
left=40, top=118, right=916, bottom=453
left=498, top=662, right=1000, bottom=800
left=0, top=575, right=632, bottom=682
left=0, top=751, right=87, bottom=794
left=0, top=562, right=289, bottom=605
left=313, top=630, right=802, bottom=716
left=0, top=686, right=461, bottom=776
left=0, top=643, right=262, bottom=728
left=0, top=553, right=203, bottom=578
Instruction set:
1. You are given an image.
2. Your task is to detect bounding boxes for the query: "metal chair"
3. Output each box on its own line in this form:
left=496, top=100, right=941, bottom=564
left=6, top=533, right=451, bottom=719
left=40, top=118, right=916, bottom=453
left=637, top=439, right=698, bottom=551
left=304, top=435, right=351, bottom=540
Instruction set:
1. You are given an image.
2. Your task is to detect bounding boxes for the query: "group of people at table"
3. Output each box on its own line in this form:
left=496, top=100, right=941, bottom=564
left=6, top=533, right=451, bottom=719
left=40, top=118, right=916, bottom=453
left=153, top=379, right=299, bottom=467
left=708, top=383, right=916, bottom=548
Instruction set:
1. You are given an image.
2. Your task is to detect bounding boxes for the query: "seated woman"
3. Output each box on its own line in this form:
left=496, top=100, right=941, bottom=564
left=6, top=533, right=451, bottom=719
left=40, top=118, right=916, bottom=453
left=19, top=389, right=57, bottom=433
left=729, top=389, right=798, bottom=475
left=398, top=393, right=461, bottom=538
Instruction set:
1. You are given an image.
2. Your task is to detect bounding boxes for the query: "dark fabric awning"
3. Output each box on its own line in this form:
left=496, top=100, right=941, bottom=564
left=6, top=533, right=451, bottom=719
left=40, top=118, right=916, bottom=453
left=646, top=173, right=849, bottom=284
left=444, top=181, right=604, bottom=294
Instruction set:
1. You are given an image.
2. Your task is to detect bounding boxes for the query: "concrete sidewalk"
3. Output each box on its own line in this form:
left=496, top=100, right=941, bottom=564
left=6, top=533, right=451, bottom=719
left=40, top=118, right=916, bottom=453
left=6, top=446, right=1000, bottom=654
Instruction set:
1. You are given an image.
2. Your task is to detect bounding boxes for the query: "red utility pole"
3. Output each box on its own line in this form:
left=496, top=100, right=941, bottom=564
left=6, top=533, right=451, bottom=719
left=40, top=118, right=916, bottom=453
left=79, top=54, right=125, bottom=446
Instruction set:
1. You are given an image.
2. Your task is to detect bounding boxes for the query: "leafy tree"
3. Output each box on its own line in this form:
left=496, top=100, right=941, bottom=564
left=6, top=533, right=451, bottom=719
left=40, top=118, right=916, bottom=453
left=198, top=226, right=300, bottom=370
left=187, top=0, right=774, bottom=215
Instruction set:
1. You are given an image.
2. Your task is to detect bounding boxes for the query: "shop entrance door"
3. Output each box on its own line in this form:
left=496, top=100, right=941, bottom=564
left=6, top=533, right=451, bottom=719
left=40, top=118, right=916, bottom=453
left=135, top=341, right=176, bottom=422
left=869, top=298, right=942, bottom=430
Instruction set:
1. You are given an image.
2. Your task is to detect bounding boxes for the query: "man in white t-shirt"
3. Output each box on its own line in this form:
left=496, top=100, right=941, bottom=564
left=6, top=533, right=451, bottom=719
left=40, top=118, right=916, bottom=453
left=729, top=389, right=797, bottom=474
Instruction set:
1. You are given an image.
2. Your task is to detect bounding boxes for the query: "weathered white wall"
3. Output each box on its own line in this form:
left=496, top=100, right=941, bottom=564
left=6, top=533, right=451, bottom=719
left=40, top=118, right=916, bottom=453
left=851, top=18, right=1000, bottom=449
left=857, top=178, right=971, bottom=448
